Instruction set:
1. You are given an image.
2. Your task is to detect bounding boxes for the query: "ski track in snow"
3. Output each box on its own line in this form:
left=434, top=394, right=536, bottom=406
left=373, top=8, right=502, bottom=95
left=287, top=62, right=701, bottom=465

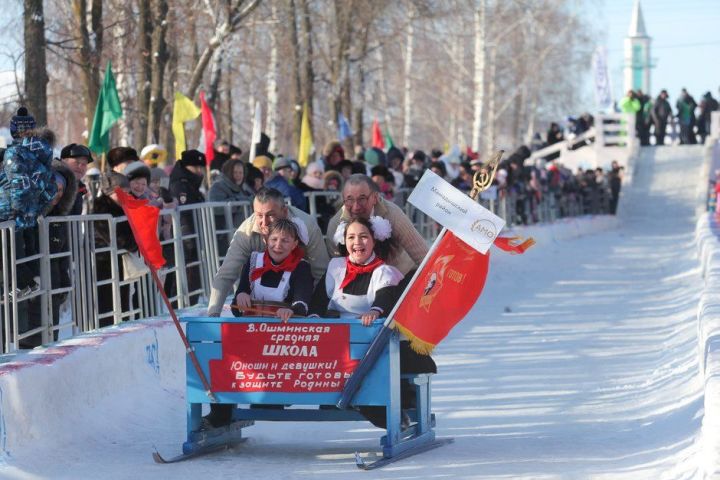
left=1, top=145, right=711, bottom=479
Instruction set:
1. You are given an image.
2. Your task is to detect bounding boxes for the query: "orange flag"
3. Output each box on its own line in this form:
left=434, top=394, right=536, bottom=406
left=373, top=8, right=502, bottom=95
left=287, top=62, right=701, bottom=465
left=115, top=188, right=166, bottom=270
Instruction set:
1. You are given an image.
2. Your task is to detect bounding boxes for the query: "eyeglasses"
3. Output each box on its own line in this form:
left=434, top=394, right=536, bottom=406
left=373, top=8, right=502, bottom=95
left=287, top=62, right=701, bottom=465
left=344, top=195, right=370, bottom=207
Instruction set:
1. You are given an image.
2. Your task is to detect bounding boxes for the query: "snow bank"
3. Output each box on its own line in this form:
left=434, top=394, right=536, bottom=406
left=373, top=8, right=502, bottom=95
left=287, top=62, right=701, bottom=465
left=503, top=213, right=620, bottom=243
left=696, top=214, right=720, bottom=476
left=0, top=317, right=186, bottom=457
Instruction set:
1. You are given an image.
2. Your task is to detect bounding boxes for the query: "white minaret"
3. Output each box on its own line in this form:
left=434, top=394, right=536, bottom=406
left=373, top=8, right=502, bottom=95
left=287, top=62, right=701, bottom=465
left=624, top=0, right=652, bottom=95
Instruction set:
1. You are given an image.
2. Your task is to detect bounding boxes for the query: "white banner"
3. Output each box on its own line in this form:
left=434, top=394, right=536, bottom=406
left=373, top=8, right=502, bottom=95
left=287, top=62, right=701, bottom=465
left=407, top=170, right=505, bottom=254
left=592, top=46, right=613, bottom=112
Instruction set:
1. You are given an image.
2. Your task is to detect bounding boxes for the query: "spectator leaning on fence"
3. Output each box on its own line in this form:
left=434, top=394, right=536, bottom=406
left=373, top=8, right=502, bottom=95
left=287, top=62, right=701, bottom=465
left=206, top=187, right=329, bottom=317
left=59, top=143, right=92, bottom=215
left=325, top=174, right=428, bottom=276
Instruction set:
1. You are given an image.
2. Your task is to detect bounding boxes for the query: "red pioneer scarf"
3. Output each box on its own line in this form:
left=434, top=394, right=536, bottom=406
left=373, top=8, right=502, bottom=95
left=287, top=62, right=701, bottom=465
left=340, top=255, right=384, bottom=290
left=250, top=247, right=304, bottom=282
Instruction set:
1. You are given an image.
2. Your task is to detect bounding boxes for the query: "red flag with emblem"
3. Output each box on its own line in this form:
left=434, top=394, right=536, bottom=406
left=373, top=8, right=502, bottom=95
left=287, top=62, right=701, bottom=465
left=393, top=233, right=534, bottom=354
left=114, top=188, right=166, bottom=270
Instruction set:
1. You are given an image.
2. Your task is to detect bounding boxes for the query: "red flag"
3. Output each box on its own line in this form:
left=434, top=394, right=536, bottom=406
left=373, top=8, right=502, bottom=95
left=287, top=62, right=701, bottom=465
left=393, top=232, right=488, bottom=354
left=199, top=91, right=216, bottom=167
left=393, top=233, right=534, bottom=354
left=114, top=188, right=166, bottom=270
left=371, top=119, right=385, bottom=150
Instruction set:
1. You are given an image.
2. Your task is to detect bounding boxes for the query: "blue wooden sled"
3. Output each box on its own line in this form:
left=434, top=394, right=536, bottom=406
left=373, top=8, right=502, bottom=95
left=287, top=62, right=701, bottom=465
left=153, top=316, right=449, bottom=468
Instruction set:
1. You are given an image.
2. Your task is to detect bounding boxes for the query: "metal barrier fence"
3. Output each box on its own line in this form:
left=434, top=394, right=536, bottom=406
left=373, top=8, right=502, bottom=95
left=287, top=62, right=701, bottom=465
left=0, top=183, right=609, bottom=353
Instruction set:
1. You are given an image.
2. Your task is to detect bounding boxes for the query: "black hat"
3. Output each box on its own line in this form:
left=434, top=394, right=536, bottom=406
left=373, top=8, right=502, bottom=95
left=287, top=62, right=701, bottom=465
left=123, top=161, right=151, bottom=182
left=180, top=149, right=206, bottom=167
left=10, top=107, right=36, bottom=139
left=107, top=147, right=140, bottom=168
left=60, top=143, right=93, bottom=162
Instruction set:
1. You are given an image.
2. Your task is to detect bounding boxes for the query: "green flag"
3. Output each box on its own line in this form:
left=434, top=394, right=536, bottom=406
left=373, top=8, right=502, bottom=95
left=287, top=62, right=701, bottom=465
left=88, top=62, right=123, bottom=155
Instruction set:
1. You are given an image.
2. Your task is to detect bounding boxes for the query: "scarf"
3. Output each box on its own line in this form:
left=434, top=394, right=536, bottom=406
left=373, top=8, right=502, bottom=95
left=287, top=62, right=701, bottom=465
left=339, top=255, right=384, bottom=290
left=250, top=246, right=304, bottom=282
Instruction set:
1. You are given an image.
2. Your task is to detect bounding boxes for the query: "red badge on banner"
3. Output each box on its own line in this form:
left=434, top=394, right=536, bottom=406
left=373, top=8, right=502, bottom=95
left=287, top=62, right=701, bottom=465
left=393, top=232, right=490, bottom=354
left=209, top=323, right=359, bottom=393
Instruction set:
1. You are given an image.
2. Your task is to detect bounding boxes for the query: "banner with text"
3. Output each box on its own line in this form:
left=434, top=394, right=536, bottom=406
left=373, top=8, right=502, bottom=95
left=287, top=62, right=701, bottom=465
left=209, top=322, right=360, bottom=393
left=407, top=170, right=505, bottom=254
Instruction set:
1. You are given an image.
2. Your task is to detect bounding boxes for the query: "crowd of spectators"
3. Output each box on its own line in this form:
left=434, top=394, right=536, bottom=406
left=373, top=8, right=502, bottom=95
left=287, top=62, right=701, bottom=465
left=0, top=105, right=623, bottom=347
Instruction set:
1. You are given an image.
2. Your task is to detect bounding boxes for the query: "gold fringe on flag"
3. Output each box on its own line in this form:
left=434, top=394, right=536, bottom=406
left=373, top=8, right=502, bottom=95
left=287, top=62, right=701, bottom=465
left=392, top=320, right=437, bottom=355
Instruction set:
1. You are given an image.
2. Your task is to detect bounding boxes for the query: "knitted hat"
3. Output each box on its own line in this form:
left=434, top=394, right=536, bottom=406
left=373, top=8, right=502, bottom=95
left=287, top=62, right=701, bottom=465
left=179, top=149, right=206, bottom=167
left=252, top=155, right=273, bottom=170
left=123, top=161, right=151, bottom=182
left=107, top=147, right=140, bottom=168
left=150, top=167, right=168, bottom=183
left=272, top=157, right=291, bottom=171
left=100, top=172, right=129, bottom=196
left=10, top=107, right=36, bottom=139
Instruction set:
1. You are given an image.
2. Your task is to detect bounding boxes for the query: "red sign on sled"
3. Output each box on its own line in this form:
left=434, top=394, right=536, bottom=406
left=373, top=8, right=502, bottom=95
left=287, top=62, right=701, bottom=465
left=209, top=323, right=359, bottom=393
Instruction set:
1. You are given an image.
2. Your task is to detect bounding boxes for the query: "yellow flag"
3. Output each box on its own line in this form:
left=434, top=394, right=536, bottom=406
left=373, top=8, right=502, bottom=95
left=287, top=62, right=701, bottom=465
left=172, top=92, right=201, bottom=158
left=298, top=103, right=312, bottom=167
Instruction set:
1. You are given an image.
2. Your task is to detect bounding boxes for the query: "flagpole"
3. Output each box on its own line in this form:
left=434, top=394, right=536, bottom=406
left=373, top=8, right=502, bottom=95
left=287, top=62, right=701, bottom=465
left=337, top=150, right=505, bottom=409
left=116, top=190, right=217, bottom=402
left=149, top=266, right=217, bottom=402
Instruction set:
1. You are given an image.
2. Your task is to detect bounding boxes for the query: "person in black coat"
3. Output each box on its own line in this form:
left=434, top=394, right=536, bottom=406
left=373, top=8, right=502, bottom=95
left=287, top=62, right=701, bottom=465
left=91, top=173, right=137, bottom=327
left=169, top=150, right=207, bottom=304
left=651, top=90, right=672, bottom=146
left=59, top=143, right=92, bottom=214
left=47, top=160, right=79, bottom=339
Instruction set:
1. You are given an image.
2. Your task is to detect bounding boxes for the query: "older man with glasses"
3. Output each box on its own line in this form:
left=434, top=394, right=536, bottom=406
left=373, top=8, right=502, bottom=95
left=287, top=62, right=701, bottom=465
left=325, top=174, right=428, bottom=275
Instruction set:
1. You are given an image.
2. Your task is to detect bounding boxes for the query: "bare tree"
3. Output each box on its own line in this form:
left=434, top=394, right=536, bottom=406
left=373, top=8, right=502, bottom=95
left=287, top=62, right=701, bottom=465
left=23, top=0, right=49, bottom=125
left=185, top=0, right=262, bottom=99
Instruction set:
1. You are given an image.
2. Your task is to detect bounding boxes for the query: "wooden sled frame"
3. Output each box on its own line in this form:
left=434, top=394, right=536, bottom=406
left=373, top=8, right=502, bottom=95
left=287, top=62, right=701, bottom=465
left=175, top=316, right=440, bottom=466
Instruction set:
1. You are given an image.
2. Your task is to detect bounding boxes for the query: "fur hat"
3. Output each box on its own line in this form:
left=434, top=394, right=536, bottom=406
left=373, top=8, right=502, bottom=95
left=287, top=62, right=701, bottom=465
left=323, top=140, right=344, bottom=159
left=10, top=107, right=36, bottom=139
left=107, top=147, right=139, bottom=168
left=100, top=172, right=129, bottom=196
left=179, top=149, right=206, bottom=167
left=123, top=161, right=151, bottom=182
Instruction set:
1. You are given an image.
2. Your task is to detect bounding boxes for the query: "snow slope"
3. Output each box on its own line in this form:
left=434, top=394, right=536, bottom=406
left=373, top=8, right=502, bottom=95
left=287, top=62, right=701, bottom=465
left=0, top=145, right=712, bottom=479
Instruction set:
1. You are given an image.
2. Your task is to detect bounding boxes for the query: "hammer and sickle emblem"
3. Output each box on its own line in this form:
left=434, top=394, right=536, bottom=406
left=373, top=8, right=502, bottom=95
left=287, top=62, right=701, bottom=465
left=469, top=150, right=504, bottom=200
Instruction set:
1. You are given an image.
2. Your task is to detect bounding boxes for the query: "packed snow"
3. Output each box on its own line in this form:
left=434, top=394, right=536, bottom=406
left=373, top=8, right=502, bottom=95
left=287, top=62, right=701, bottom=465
left=0, top=144, right=715, bottom=479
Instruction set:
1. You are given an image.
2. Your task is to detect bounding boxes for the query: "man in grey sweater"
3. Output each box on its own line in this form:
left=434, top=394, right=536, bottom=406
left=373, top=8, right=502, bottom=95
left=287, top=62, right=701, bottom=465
left=326, top=174, right=428, bottom=274
left=206, top=187, right=329, bottom=316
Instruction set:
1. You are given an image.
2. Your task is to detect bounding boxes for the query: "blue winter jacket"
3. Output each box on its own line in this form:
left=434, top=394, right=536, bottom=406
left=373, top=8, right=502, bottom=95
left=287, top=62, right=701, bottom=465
left=0, top=136, right=57, bottom=230
left=265, top=174, right=308, bottom=211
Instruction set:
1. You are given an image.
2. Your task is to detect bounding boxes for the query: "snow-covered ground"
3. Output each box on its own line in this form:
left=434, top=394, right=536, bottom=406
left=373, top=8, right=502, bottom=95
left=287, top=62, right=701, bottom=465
left=0, top=145, right=713, bottom=479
